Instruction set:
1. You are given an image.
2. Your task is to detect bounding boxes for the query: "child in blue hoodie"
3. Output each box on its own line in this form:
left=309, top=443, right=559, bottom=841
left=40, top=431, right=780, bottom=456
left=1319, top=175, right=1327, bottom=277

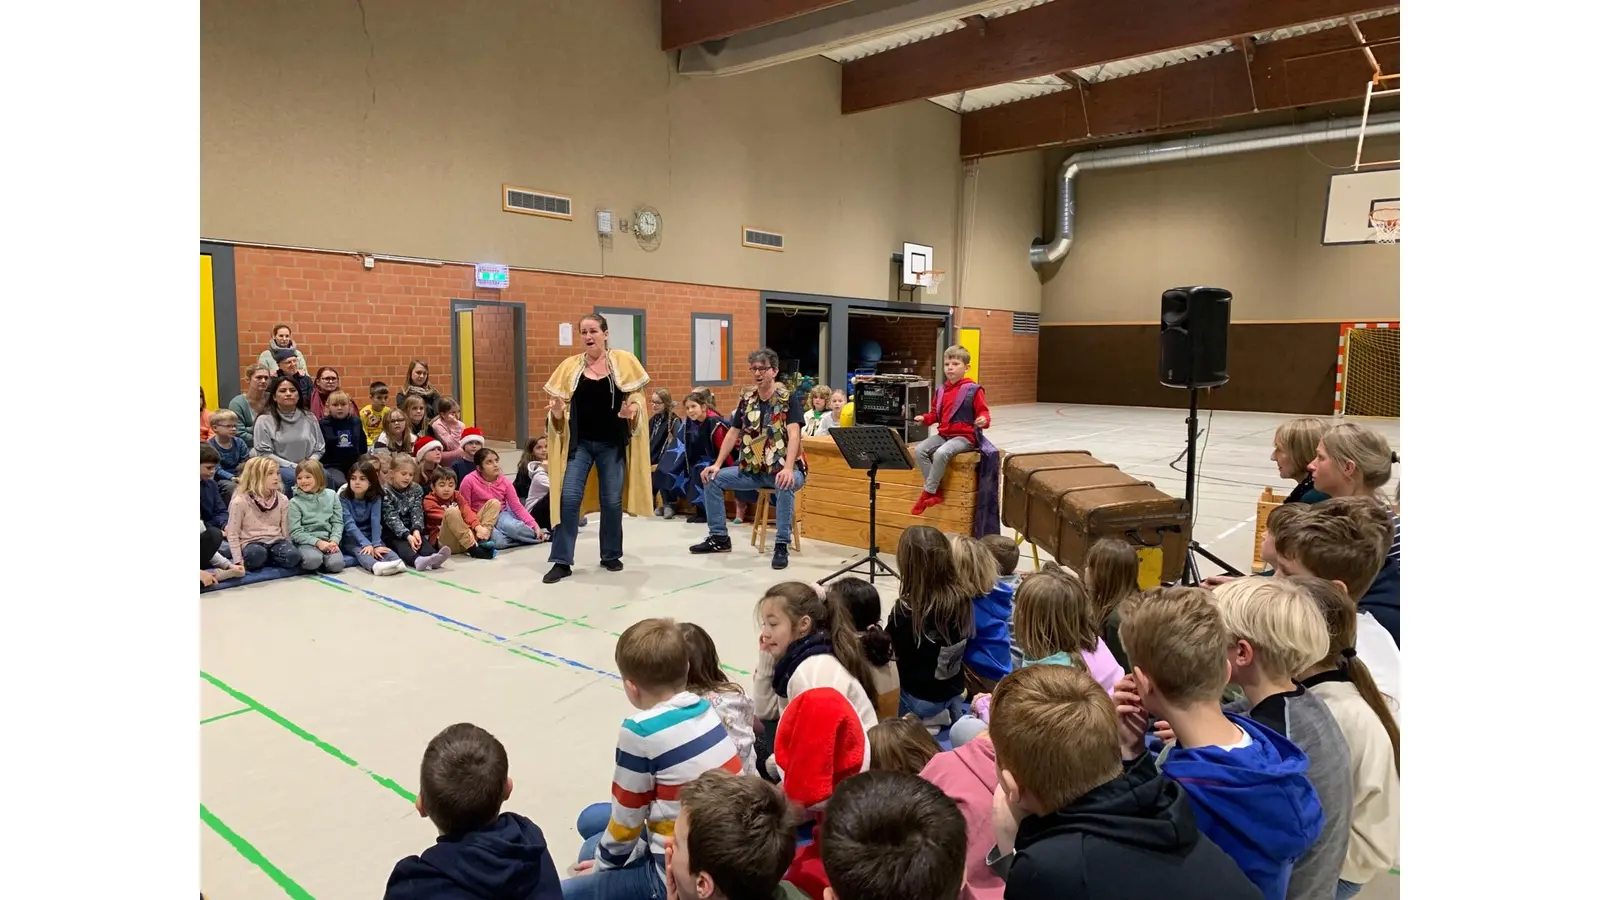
left=385, top=722, right=561, bottom=900
left=1114, top=585, right=1323, bottom=900
left=954, top=534, right=1011, bottom=693
left=200, top=444, right=228, bottom=529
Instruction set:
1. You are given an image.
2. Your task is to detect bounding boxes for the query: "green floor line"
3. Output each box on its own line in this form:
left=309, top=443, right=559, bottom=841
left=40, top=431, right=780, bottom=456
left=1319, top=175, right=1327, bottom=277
left=308, top=578, right=351, bottom=593
left=200, top=707, right=255, bottom=726
left=201, top=803, right=316, bottom=900
left=199, top=671, right=416, bottom=803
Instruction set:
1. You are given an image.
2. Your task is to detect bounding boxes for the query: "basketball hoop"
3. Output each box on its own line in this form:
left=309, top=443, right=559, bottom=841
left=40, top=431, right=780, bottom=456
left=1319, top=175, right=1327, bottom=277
left=914, top=269, right=947, bottom=295
left=1368, top=208, right=1400, bottom=244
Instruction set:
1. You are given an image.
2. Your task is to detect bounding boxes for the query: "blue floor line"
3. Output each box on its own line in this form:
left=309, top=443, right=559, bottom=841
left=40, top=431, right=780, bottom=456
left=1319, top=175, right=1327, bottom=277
left=320, top=575, right=622, bottom=680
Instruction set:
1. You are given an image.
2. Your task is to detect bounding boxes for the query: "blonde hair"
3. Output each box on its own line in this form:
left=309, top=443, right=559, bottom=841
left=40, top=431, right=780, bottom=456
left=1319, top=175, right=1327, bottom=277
left=942, top=345, right=971, bottom=365
left=1320, top=423, right=1397, bottom=496
left=236, top=456, right=281, bottom=500
left=947, top=533, right=998, bottom=600
left=1273, top=417, right=1330, bottom=475
left=325, top=390, right=353, bottom=409
left=389, top=455, right=419, bottom=475
left=208, top=408, right=239, bottom=428
left=989, top=665, right=1123, bottom=811
left=1212, top=578, right=1329, bottom=679
left=807, top=385, right=833, bottom=407
left=293, top=459, right=328, bottom=493
left=1012, top=564, right=1098, bottom=664
left=1083, top=540, right=1139, bottom=631
left=1117, top=587, right=1231, bottom=706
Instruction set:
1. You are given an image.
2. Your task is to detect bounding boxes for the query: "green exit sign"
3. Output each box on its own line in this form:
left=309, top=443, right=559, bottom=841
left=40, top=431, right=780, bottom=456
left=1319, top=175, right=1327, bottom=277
left=475, top=264, right=510, bottom=289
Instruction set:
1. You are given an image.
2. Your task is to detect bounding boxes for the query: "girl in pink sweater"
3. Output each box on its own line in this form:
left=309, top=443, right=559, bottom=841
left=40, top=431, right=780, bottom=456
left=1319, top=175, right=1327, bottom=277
left=458, top=448, right=545, bottom=549
left=225, top=457, right=301, bottom=570
left=429, top=397, right=468, bottom=465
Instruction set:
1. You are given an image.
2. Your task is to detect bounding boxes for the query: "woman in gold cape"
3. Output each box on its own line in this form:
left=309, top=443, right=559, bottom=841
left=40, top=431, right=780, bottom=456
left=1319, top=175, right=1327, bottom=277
left=540, top=313, right=654, bottom=583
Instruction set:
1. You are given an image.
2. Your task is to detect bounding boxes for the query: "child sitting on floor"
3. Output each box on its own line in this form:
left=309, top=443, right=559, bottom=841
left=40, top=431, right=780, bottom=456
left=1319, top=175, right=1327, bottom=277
left=225, top=456, right=300, bottom=571
left=886, top=526, right=974, bottom=727
left=865, top=716, right=940, bottom=776
left=827, top=577, right=900, bottom=722
left=987, top=665, right=1261, bottom=900
left=359, top=381, right=391, bottom=445
left=951, top=562, right=1124, bottom=747
left=207, top=409, right=251, bottom=499
left=564, top=619, right=742, bottom=900
left=288, top=459, right=345, bottom=573
left=952, top=532, right=1009, bottom=697
left=452, top=427, right=485, bottom=485
left=430, top=397, right=469, bottom=466
left=339, top=459, right=404, bottom=576
left=666, top=770, right=802, bottom=900
left=817, top=771, right=967, bottom=900
left=680, top=622, right=757, bottom=776
left=911, top=346, right=990, bottom=515
left=423, top=469, right=498, bottom=560
left=1114, top=586, right=1322, bottom=900
left=384, top=722, right=561, bottom=900
left=201, top=444, right=228, bottom=530
left=1083, top=538, right=1141, bottom=671
left=382, top=455, right=451, bottom=571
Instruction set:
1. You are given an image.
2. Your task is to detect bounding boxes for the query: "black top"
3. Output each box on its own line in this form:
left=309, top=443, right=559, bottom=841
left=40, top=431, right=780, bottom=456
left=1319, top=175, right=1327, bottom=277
left=384, top=812, right=562, bottom=900
left=1003, top=754, right=1263, bottom=900
left=886, top=603, right=968, bottom=703
left=571, top=374, right=627, bottom=445
left=725, top=389, right=808, bottom=470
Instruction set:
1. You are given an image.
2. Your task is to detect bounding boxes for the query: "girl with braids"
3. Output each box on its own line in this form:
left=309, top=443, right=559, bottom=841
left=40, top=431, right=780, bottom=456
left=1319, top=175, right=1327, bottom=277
left=1291, top=576, right=1399, bottom=900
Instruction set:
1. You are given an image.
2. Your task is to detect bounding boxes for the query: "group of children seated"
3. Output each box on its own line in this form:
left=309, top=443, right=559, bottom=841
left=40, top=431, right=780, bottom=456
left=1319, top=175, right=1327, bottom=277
left=202, top=360, right=559, bottom=586
left=382, top=490, right=1400, bottom=900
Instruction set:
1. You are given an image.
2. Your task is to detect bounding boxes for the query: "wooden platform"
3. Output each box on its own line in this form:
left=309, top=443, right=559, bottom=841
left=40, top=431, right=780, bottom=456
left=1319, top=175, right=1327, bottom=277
left=799, top=435, right=981, bottom=552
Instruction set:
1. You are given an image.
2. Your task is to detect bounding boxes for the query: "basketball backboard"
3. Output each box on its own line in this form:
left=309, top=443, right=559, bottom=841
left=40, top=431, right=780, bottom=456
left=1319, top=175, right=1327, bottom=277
left=1323, top=168, right=1400, bottom=245
left=901, top=241, right=933, bottom=286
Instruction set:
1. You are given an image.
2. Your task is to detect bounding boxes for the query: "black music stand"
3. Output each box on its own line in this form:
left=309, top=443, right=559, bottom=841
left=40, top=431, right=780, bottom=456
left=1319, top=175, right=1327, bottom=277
left=818, top=425, right=914, bottom=585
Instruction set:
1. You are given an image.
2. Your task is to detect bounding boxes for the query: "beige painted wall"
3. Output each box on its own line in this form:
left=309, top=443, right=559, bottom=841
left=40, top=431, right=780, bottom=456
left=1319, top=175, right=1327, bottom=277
left=1039, top=137, right=1400, bottom=322
left=201, top=0, right=963, bottom=302
left=959, top=151, right=1045, bottom=313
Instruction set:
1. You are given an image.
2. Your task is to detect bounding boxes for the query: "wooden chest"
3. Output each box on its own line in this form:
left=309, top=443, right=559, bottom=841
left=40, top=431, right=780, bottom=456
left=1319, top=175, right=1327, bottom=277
left=799, top=436, right=979, bottom=552
left=1001, top=451, right=1190, bottom=583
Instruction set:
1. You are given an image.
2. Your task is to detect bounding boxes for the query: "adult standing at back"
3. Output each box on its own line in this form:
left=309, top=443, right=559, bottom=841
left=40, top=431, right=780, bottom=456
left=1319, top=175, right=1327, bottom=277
left=400, top=360, right=441, bottom=419
left=255, top=324, right=308, bottom=375
left=689, top=348, right=807, bottom=570
left=228, top=364, right=274, bottom=439
left=541, top=313, right=653, bottom=584
left=1308, top=422, right=1401, bottom=645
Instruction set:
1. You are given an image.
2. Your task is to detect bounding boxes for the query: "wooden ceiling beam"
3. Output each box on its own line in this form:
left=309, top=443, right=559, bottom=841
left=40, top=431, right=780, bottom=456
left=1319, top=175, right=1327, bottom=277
left=661, top=0, right=857, bottom=51
left=842, top=0, right=1399, bottom=113
left=959, top=13, right=1399, bottom=157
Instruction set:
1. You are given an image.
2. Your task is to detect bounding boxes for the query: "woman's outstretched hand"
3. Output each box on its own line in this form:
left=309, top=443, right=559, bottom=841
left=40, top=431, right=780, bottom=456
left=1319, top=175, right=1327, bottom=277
left=548, top=395, right=566, bottom=418
left=618, top=400, right=638, bottom=419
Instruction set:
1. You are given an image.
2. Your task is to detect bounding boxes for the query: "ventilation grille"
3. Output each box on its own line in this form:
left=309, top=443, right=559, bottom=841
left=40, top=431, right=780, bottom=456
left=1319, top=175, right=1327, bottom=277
left=742, top=227, right=785, bottom=251
left=1012, top=312, right=1040, bottom=334
left=503, top=185, right=573, bottom=220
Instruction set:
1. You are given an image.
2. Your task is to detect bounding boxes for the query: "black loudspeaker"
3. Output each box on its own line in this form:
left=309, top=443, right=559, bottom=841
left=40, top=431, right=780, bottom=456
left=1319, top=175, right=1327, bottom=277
left=1159, top=286, right=1232, bottom=388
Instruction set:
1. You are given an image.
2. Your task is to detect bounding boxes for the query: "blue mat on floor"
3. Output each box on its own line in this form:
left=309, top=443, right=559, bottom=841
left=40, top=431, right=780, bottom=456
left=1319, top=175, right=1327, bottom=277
left=201, top=554, right=360, bottom=594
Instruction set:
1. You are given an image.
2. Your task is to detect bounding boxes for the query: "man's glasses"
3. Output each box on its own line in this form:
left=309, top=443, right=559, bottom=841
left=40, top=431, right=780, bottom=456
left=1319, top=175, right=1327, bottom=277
left=749, top=365, right=773, bottom=373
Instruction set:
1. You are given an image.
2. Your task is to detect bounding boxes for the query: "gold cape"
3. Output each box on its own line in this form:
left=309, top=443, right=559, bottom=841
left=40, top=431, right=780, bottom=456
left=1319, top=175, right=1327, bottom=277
left=542, top=349, right=653, bottom=526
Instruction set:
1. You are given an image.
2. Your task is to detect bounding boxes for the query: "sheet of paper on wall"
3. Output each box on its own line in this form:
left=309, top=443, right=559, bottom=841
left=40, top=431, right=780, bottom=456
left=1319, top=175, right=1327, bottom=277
left=606, top=313, right=638, bottom=356
left=694, top=318, right=727, bottom=382
left=559, top=323, right=573, bottom=346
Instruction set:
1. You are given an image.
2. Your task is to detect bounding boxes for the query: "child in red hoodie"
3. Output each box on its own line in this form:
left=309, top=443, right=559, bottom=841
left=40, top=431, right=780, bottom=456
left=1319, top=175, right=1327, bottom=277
left=912, top=346, right=990, bottom=515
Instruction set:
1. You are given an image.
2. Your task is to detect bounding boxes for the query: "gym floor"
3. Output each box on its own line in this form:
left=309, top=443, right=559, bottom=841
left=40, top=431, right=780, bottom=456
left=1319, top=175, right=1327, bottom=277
left=200, top=402, right=1400, bottom=899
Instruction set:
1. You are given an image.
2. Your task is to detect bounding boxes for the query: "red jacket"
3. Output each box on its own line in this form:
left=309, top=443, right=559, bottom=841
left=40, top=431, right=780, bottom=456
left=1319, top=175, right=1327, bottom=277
left=422, top=492, right=480, bottom=545
left=928, top=377, right=989, bottom=444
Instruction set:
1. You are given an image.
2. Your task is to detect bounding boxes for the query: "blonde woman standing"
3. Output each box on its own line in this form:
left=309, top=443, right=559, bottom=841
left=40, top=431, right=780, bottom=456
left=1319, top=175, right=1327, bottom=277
left=541, top=313, right=653, bottom=584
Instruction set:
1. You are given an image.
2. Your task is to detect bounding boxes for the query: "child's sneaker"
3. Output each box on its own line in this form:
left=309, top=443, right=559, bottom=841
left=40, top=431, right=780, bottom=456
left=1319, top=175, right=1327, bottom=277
left=911, top=491, right=933, bottom=516
left=923, top=492, right=944, bottom=510
left=468, top=543, right=497, bottom=560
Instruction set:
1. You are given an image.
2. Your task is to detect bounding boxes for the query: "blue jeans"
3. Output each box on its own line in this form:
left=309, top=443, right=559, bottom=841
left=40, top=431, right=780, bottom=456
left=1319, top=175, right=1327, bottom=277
left=1335, top=880, right=1363, bottom=900
left=549, top=439, right=625, bottom=566
left=491, top=509, right=541, bottom=549
left=564, top=802, right=665, bottom=900
left=900, top=691, right=964, bottom=723
left=705, top=468, right=806, bottom=544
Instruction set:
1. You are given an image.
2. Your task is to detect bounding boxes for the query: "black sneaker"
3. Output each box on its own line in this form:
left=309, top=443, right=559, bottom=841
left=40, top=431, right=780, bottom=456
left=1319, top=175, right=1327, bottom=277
left=687, top=514, right=707, bottom=524
left=468, top=544, right=498, bottom=560
left=542, top=563, right=572, bottom=584
left=771, top=542, right=789, bottom=570
left=690, top=535, right=733, bottom=554
left=601, top=558, right=624, bottom=572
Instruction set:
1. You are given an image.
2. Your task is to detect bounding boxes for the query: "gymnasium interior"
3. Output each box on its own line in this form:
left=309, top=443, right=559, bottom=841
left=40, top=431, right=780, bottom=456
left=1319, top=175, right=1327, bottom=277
left=198, top=2, right=1402, bottom=897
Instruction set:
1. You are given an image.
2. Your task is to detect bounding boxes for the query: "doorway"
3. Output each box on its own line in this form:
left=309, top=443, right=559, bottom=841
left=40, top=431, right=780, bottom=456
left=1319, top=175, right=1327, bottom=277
left=450, top=299, right=528, bottom=446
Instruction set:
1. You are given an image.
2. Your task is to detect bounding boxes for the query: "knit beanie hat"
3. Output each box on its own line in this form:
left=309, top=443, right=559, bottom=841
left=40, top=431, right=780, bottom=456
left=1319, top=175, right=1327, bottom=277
left=774, top=687, right=867, bottom=810
left=273, top=347, right=297, bottom=363
left=414, top=435, right=441, bottom=458
left=461, top=427, right=485, bottom=448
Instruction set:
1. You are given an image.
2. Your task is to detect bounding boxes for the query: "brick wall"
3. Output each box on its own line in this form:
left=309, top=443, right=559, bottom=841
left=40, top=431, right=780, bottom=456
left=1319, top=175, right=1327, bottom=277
left=470, top=305, right=518, bottom=443
left=231, top=248, right=761, bottom=436
left=957, top=307, right=1038, bottom=406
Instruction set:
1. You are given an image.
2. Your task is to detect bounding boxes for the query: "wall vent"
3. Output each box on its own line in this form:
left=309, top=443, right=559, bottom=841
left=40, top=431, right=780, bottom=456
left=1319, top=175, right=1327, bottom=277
left=742, top=227, right=784, bottom=251
left=1012, top=312, right=1040, bottom=334
left=503, top=184, right=573, bottom=220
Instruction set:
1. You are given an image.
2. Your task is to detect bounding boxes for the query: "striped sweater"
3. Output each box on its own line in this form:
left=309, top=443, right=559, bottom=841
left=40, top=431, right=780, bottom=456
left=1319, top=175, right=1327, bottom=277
left=598, top=692, right=743, bottom=879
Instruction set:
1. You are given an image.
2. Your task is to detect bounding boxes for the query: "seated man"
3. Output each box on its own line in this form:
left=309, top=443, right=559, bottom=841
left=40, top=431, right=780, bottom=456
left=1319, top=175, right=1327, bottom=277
left=690, top=348, right=807, bottom=570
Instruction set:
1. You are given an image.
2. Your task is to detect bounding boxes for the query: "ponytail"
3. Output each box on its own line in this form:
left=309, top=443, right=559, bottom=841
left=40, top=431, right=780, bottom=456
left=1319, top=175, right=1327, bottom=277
left=859, top=624, right=893, bottom=667
left=1345, top=651, right=1401, bottom=774
left=760, top=582, right=880, bottom=700
left=1287, top=576, right=1400, bottom=773
left=827, top=576, right=894, bottom=668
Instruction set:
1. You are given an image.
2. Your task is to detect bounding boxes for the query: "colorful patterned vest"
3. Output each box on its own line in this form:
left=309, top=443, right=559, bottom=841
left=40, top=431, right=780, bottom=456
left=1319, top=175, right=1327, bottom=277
left=736, top=384, right=804, bottom=474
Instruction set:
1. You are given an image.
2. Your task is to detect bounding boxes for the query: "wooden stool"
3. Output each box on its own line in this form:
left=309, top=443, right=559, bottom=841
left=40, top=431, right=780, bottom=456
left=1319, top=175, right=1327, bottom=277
left=751, top=488, right=802, bottom=553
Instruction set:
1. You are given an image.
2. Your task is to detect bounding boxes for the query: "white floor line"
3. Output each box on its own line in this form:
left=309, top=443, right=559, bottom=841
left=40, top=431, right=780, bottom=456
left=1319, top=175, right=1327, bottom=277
left=1201, top=515, right=1256, bottom=548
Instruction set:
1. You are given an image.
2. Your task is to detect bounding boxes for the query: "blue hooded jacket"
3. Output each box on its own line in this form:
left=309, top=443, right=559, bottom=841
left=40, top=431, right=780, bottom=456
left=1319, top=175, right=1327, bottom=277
left=965, top=580, right=1015, bottom=681
left=384, top=812, right=561, bottom=900
left=1157, top=713, right=1322, bottom=900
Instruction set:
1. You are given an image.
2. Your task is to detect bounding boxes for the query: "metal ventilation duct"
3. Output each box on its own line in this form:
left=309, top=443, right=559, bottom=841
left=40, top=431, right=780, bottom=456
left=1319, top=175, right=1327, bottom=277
left=1029, top=112, right=1401, bottom=270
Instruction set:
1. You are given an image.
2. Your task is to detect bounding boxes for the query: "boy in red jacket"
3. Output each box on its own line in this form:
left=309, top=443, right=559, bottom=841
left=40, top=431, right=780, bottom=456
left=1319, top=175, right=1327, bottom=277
left=912, top=346, right=990, bottom=515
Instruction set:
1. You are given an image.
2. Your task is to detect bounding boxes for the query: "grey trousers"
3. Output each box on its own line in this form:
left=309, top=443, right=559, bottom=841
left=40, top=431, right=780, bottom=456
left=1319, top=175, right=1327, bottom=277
left=915, top=434, right=973, bottom=494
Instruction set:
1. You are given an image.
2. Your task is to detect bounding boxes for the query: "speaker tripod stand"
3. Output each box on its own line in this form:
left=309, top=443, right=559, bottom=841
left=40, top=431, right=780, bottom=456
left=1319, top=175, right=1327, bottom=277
left=1178, top=386, right=1244, bottom=586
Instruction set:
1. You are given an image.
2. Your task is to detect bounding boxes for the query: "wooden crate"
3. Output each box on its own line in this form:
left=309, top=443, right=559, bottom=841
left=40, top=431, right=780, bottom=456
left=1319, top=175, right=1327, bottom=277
left=799, top=435, right=979, bottom=551
left=1253, top=487, right=1283, bottom=573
